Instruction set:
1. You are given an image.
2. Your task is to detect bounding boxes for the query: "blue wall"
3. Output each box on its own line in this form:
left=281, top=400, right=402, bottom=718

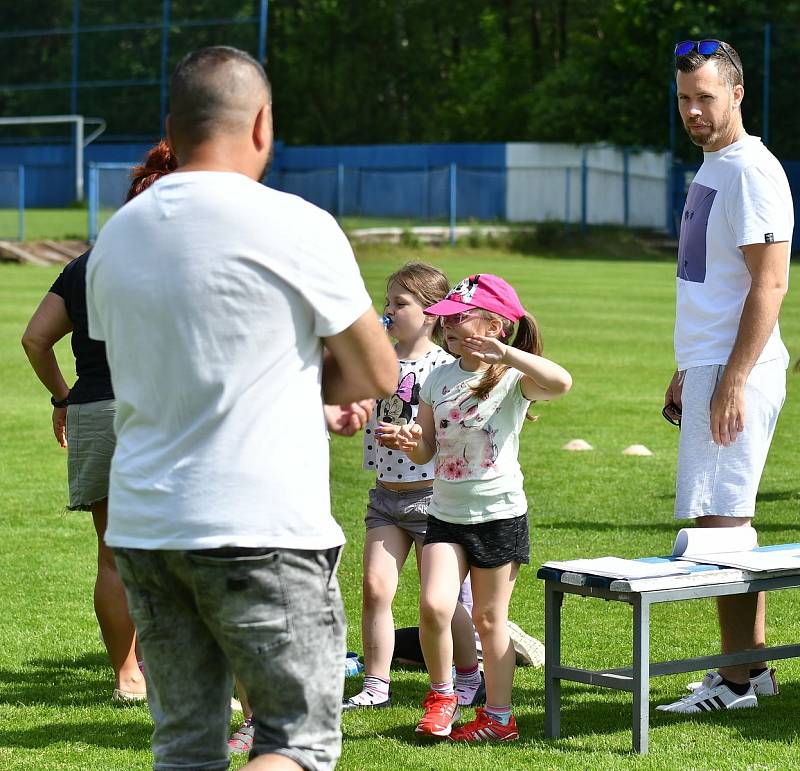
left=268, top=143, right=506, bottom=220
left=0, top=142, right=152, bottom=207
left=274, top=143, right=505, bottom=170
left=0, top=141, right=507, bottom=220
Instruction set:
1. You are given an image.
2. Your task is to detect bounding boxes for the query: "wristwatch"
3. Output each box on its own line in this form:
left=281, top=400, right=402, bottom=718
left=51, top=394, right=69, bottom=408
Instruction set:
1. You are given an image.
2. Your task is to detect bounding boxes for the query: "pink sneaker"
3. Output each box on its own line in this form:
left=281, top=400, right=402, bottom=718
left=228, top=717, right=254, bottom=754
left=450, top=708, right=519, bottom=742
left=414, top=691, right=460, bottom=737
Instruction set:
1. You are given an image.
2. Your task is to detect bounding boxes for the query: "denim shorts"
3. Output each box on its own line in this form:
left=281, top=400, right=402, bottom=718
left=66, top=399, right=116, bottom=510
left=113, top=545, right=345, bottom=771
left=675, top=360, right=786, bottom=519
left=364, top=484, right=433, bottom=539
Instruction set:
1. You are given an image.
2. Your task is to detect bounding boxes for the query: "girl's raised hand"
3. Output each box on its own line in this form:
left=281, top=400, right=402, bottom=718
left=462, top=335, right=507, bottom=364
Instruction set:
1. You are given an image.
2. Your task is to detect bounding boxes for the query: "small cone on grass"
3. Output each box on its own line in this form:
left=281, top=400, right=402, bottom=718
left=562, top=438, right=593, bottom=451
left=623, top=444, right=653, bottom=456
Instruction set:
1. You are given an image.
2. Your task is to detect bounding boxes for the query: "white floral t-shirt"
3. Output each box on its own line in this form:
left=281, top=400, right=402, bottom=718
left=363, top=345, right=454, bottom=483
left=420, top=362, right=530, bottom=524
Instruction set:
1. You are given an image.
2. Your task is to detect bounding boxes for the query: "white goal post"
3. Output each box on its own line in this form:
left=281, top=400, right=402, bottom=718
left=0, top=115, right=106, bottom=202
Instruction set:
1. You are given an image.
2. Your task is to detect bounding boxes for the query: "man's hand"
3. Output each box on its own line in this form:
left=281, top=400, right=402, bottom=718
left=52, top=406, right=68, bottom=448
left=710, top=374, right=745, bottom=446
left=663, top=369, right=684, bottom=425
left=324, top=400, right=374, bottom=437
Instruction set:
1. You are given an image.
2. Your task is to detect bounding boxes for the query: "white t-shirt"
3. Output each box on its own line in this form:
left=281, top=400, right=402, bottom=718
left=420, top=363, right=530, bottom=524
left=675, top=135, right=792, bottom=370
left=363, top=344, right=453, bottom=483
left=86, top=171, right=372, bottom=551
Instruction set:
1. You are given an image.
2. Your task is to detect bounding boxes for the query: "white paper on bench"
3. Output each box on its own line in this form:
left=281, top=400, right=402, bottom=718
left=542, top=557, right=691, bottom=580
left=677, top=548, right=800, bottom=571
left=672, top=526, right=758, bottom=557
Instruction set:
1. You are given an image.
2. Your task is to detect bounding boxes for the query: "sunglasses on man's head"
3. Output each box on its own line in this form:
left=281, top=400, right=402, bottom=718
left=674, top=39, right=743, bottom=81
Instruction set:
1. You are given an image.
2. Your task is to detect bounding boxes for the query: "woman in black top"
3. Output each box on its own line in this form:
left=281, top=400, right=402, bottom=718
left=21, top=140, right=177, bottom=702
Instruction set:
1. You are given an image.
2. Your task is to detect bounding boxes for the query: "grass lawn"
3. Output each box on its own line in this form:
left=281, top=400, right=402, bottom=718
left=1, top=242, right=799, bottom=769
left=0, top=208, right=535, bottom=243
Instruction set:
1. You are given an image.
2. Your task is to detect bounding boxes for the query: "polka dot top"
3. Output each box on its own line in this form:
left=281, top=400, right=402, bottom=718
left=363, top=345, right=454, bottom=483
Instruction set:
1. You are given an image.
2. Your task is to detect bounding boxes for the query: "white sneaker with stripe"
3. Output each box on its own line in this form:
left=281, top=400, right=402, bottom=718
left=656, top=682, right=757, bottom=713
left=686, top=668, right=778, bottom=696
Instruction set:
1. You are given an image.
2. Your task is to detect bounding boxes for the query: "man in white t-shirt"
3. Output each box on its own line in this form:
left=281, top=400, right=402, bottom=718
left=86, top=46, right=397, bottom=769
left=658, top=40, right=791, bottom=715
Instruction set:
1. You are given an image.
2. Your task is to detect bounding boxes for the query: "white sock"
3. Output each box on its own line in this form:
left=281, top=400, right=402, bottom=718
left=454, top=663, right=482, bottom=704
left=346, top=675, right=390, bottom=705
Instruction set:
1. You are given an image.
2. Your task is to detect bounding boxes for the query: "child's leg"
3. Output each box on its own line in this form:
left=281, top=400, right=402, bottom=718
left=235, top=677, right=252, bottom=719
left=451, top=601, right=478, bottom=669
left=470, top=561, right=520, bottom=708
left=414, top=539, right=478, bottom=670
left=229, top=678, right=254, bottom=755
left=452, top=599, right=483, bottom=706
left=458, top=573, right=474, bottom=617
left=419, top=542, right=468, bottom=683
left=361, top=525, right=414, bottom=678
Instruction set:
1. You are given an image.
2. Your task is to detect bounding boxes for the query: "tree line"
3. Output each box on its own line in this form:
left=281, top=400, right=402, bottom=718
left=2, top=1, right=800, bottom=158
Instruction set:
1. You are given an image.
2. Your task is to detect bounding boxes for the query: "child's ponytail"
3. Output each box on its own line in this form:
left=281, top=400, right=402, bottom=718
left=510, top=313, right=542, bottom=357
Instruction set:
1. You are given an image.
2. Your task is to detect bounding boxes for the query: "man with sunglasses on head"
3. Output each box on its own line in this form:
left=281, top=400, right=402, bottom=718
left=659, top=39, right=792, bottom=714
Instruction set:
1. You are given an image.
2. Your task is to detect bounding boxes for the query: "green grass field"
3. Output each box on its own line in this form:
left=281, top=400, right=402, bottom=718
left=1, top=242, right=799, bottom=769
left=0, top=209, right=447, bottom=242
left=0, top=208, right=539, bottom=243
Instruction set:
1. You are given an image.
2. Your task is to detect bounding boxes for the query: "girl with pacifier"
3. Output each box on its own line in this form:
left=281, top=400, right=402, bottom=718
left=343, top=263, right=483, bottom=711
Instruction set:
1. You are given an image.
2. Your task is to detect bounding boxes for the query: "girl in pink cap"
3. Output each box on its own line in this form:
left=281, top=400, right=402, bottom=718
left=378, top=273, right=572, bottom=742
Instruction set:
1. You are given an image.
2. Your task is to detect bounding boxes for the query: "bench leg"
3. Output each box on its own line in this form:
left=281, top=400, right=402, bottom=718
left=544, top=582, right=563, bottom=739
left=632, top=596, right=650, bottom=754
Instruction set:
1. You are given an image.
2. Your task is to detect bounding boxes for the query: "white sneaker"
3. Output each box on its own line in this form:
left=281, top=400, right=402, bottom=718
left=687, top=668, right=778, bottom=696
left=657, top=682, right=757, bottom=713
left=506, top=621, right=545, bottom=668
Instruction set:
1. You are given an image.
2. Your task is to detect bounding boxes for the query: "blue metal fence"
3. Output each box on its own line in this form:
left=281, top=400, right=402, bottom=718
left=88, top=161, right=506, bottom=242
left=267, top=165, right=505, bottom=222
left=0, top=165, right=25, bottom=240
left=0, top=1, right=269, bottom=139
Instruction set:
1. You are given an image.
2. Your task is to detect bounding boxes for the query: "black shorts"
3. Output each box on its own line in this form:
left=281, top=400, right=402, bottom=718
left=423, top=513, right=530, bottom=568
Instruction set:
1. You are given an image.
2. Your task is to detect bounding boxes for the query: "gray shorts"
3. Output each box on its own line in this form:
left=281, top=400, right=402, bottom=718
left=365, top=484, right=433, bottom=539
left=114, top=546, right=345, bottom=771
left=66, top=399, right=116, bottom=511
left=675, top=360, right=785, bottom=520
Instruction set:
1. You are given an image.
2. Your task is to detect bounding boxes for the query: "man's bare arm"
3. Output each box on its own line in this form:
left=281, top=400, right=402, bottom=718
left=322, top=309, right=397, bottom=404
left=711, top=241, right=789, bottom=445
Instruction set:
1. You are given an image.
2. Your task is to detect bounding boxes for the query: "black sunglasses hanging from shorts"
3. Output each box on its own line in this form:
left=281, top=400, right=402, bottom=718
left=674, top=39, right=743, bottom=82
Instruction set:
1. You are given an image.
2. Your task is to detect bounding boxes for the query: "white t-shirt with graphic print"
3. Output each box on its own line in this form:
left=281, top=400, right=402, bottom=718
left=363, top=344, right=453, bottom=483
left=675, top=135, right=792, bottom=370
left=420, top=362, right=530, bottom=525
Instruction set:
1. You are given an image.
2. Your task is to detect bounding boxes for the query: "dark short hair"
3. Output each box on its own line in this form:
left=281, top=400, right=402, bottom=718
left=675, top=40, right=743, bottom=89
left=169, top=46, right=271, bottom=148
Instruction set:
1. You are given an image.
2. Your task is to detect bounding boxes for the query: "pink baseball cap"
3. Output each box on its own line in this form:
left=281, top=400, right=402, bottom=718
left=425, top=274, right=526, bottom=322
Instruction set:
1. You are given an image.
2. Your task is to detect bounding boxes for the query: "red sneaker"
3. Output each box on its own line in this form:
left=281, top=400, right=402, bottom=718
left=415, top=690, right=460, bottom=737
left=449, top=707, right=519, bottom=742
